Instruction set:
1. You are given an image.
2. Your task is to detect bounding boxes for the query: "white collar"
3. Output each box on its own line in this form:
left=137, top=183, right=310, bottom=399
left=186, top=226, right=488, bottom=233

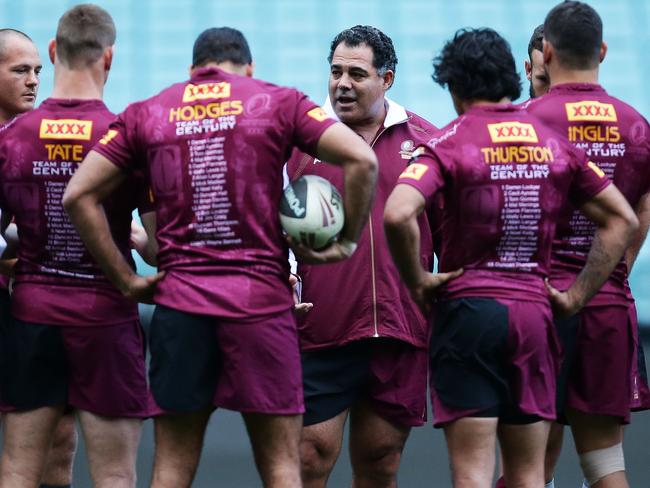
left=322, top=95, right=409, bottom=129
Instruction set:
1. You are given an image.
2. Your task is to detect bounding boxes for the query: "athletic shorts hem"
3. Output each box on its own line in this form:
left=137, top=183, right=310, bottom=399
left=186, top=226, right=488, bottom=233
left=68, top=402, right=150, bottom=419
left=373, top=400, right=426, bottom=428
left=215, top=402, right=305, bottom=416
left=562, top=402, right=630, bottom=424
left=432, top=407, right=554, bottom=428
left=631, top=405, right=650, bottom=413
left=303, top=403, right=348, bottom=426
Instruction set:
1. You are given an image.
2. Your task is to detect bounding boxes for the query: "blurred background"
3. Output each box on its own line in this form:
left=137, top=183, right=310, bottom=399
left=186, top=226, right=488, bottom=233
left=2, top=0, right=649, bottom=486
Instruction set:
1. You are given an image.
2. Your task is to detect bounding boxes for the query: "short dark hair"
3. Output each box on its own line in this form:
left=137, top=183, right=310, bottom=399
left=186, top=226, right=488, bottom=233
left=328, top=25, right=397, bottom=76
left=0, top=29, right=33, bottom=62
left=528, top=24, right=544, bottom=58
left=432, top=28, right=521, bottom=102
left=56, top=4, right=116, bottom=68
left=544, top=1, right=602, bottom=69
left=192, top=27, right=252, bottom=67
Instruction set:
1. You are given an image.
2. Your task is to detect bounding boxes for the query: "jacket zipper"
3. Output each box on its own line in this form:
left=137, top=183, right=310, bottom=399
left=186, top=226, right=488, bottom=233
left=368, top=126, right=390, bottom=338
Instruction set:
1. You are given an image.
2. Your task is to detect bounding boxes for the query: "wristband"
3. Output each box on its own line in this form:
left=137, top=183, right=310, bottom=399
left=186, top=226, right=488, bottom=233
left=338, top=238, right=358, bottom=256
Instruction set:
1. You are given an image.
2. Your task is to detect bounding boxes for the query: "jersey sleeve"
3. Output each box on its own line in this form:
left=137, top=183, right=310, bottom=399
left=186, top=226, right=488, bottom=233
left=289, top=92, right=337, bottom=156
left=92, top=103, right=141, bottom=171
left=396, top=146, right=446, bottom=201
left=568, top=154, right=612, bottom=207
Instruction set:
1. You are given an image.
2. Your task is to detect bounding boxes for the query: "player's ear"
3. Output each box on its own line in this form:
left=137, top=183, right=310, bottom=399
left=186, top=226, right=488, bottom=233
left=245, top=61, right=255, bottom=78
left=542, top=38, right=552, bottom=66
left=104, top=45, right=114, bottom=72
left=48, top=39, right=56, bottom=65
left=599, top=41, right=607, bottom=64
left=382, top=70, right=394, bottom=91
left=188, top=64, right=194, bottom=77
left=524, top=59, right=532, bottom=81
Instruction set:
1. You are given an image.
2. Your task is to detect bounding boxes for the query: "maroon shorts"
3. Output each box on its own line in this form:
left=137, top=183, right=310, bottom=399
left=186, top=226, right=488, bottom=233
left=301, top=339, right=428, bottom=427
left=2, top=319, right=150, bottom=418
left=557, top=301, right=641, bottom=423
left=149, top=305, right=303, bottom=415
left=430, top=298, right=560, bottom=427
left=628, top=301, right=650, bottom=411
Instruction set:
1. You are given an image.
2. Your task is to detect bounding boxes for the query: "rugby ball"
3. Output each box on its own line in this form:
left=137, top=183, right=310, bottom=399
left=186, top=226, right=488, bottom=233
left=279, top=175, right=344, bottom=250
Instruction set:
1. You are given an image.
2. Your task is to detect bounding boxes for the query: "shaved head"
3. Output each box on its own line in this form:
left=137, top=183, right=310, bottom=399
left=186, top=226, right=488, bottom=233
left=0, top=29, right=33, bottom=61
left=0, top=28, right=41, bottom=121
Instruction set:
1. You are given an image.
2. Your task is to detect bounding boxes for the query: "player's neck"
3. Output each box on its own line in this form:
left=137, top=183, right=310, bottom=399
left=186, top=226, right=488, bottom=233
left=549, top=68, right=599, bottom=88
left=50, top=67, right=104, bottom=100
left=194, top=61, right=250, bottom=77
left=460, top=97, right=509, bottom=114
left=348, top=104, right=387, bottom=144
left=0, top=108, right=13, bottom=124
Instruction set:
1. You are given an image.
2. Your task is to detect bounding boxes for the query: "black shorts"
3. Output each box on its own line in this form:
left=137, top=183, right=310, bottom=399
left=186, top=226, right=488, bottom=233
left=3, top=318, right=69, bottom=409
left=0, top=289, right=11, bottom=405
left=301, top=341, right=371, bottom=426
left=149, top=305, right=220, bottom=412
left=301, top=339, right=428, bottom=427
left=430, top=298, right=553, bottom=425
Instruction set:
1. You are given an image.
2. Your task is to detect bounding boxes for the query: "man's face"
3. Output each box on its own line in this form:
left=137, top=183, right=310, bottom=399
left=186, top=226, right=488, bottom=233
left=0, top=34, right=41, bottom=121
left=525, top=48, right=549, bottom=99
left=328, top=42, right=391, bottom=127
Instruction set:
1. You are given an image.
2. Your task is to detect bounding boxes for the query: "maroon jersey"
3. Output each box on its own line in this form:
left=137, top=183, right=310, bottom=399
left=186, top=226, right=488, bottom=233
left=527, top=83, right=650, bottom=303
left=93, top=67, right=336, bottom=319
left=287, top=99, right=436, bottom=350
left=0, top=99, right=140, bottom=326
left=397, top=104, right=610, bottom=303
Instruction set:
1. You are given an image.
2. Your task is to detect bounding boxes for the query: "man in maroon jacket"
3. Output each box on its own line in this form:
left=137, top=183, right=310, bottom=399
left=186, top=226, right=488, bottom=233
left=285, top=25, right=436, bottom=487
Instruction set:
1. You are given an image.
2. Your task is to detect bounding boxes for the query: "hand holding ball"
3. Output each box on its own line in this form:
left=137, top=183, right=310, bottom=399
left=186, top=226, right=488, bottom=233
left=280, top=175, right=344, bottom=250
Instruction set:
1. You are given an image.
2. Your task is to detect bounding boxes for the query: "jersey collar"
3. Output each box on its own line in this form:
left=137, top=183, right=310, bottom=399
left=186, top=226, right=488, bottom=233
left=322, top=95, right=409, bottom=129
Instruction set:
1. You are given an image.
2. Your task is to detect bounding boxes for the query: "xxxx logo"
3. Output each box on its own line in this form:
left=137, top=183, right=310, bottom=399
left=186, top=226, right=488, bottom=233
left=399, top=163, right=429, bottom=181
left=99, top=129, right=118, bottom=145
left=182, top=82, right=231, bottom=102
left=39, top=119, right=93, bottom=140
left=487, top=122, right=538, bottom=143
left=566, top=101, right=617, bottom=122
left=587, top=161, right=606, bottom=178
left=307, top=107, right=328, bottom=122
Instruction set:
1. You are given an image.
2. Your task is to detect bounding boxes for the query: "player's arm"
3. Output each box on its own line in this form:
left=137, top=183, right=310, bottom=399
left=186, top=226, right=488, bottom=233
left=63, top=150, right=164, bottom=303
left=546, top=184, right=638, bottom=316
left=384, top=184, right=461, bottom=314
left=289, top=122, right=378, bottom=264
left=131, top=211, right=158, bottom=266
left=626, top=191, right=650, bottom=272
